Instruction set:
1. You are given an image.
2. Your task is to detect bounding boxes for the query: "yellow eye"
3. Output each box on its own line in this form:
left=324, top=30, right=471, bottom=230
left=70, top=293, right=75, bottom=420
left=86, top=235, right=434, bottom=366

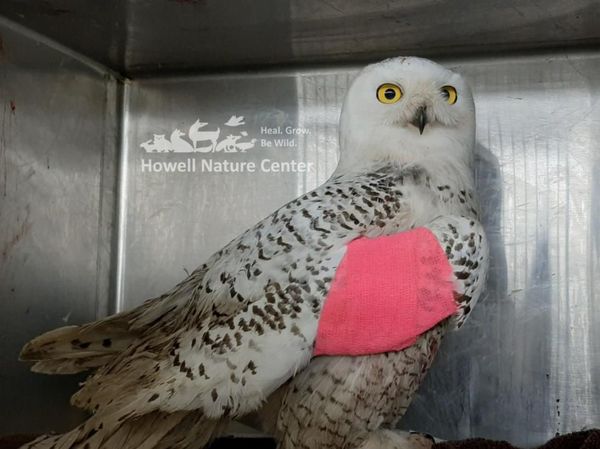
left=376, top=83, right=403, bottom=104
left=441, top=85, right=458, bottom=105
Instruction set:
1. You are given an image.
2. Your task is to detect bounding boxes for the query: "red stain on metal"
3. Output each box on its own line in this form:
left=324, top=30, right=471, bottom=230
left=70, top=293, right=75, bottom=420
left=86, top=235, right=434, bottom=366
left=9, top=100, right=16, bottom=113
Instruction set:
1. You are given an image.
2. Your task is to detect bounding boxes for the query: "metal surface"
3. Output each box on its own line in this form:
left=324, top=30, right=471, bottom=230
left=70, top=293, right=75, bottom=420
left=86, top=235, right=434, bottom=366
left=0, top=20, right=120, bottom=434
left=0, top=4, right=599, bottom=446
left=404, top=53, right=600, bottom=445
left=0, top=1, right=599, bottom=76
left=119, top=71, right=343, bottom=307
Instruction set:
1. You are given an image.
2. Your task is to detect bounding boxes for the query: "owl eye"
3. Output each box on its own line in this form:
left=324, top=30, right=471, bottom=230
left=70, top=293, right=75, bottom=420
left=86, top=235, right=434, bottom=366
left=441, top=85, right=458, bottom=105
left=376, top=83, right=403, bottom=104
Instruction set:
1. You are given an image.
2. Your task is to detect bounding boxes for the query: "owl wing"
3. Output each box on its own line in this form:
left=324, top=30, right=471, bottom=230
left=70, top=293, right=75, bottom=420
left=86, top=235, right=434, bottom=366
left=25, top=166, right=487, bottom=435
left=67, top=167, right=418, bottom=426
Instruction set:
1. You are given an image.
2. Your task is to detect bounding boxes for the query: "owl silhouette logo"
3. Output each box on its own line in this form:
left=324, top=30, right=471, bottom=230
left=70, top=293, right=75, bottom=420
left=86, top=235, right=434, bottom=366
left=140, top=115, right=257, bottom=153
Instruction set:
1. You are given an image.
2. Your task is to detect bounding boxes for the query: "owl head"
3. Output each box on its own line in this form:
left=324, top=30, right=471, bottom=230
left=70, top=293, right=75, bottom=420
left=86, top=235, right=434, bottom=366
left=337, top=57, right=475, bottom=176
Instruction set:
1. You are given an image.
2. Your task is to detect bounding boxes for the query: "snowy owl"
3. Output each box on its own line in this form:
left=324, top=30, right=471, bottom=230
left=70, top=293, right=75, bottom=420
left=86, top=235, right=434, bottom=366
left=19, top=57, right=487, bottom=449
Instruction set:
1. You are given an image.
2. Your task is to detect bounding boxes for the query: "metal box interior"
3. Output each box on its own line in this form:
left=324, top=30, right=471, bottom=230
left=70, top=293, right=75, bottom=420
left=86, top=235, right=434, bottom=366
left=1, top=2, right=599, bottom=446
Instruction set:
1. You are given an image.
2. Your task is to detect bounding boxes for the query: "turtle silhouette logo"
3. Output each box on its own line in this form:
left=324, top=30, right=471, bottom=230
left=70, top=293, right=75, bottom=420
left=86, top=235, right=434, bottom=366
left=140, top=115, right=257, bottom=153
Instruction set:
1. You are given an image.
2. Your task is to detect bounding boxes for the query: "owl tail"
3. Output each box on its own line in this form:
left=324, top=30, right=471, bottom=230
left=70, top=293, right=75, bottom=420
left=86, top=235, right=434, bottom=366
left=20, top=411, right=229, bottom=449
left=20, top=273, right=206, bottom=375
left=18, top=312, right=137, bottom=375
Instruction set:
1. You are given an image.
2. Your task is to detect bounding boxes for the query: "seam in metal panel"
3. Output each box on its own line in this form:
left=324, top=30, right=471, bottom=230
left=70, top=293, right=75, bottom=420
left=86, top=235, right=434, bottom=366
left=94, top=76, right=121, bottom=319
left=114, top=81, right=131, bottom=314
left=128, top=49, right=600, bottom=85
left=0, top=15, right=126, bottom=81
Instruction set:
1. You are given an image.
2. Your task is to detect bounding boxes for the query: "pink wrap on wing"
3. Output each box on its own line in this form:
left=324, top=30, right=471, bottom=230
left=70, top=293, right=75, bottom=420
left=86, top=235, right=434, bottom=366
left=313, top=227, right=457, bottom=356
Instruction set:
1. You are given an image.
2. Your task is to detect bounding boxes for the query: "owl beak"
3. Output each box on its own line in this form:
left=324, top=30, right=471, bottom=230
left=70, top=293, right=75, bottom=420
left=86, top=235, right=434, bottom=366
left=411, top=106, right=427, bottom=135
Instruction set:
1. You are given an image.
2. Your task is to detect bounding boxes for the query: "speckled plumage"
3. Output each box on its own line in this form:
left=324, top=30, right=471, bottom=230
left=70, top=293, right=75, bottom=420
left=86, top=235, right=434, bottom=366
left=19, top=57, right=488, bottom=449
left=246, top=167, right=487, bottom=449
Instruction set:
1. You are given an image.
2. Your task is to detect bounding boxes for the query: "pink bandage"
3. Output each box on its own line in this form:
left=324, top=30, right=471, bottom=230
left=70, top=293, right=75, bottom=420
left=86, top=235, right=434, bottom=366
left=314, top=228, right=457, bottom=356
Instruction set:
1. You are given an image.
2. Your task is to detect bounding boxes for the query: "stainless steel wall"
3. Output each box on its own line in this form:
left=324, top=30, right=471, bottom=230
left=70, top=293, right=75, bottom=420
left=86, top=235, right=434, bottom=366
left=1, top=11, right=600, bottom=448
left=0, top=20, right=120, bottom=434
left=1, top=0, right=599, bottom=76
left=403, top=53, right=600, bottom=446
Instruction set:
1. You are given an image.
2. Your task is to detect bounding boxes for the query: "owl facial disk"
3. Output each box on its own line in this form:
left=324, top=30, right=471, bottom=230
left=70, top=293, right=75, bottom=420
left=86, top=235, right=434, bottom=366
left=336, top=57, right=475, bottom=172
left=371, top=81, right=463, bottom=137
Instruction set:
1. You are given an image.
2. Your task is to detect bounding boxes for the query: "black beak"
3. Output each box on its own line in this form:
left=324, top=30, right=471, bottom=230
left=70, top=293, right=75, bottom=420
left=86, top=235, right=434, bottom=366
left=411, top=106, right=427, bottom=135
